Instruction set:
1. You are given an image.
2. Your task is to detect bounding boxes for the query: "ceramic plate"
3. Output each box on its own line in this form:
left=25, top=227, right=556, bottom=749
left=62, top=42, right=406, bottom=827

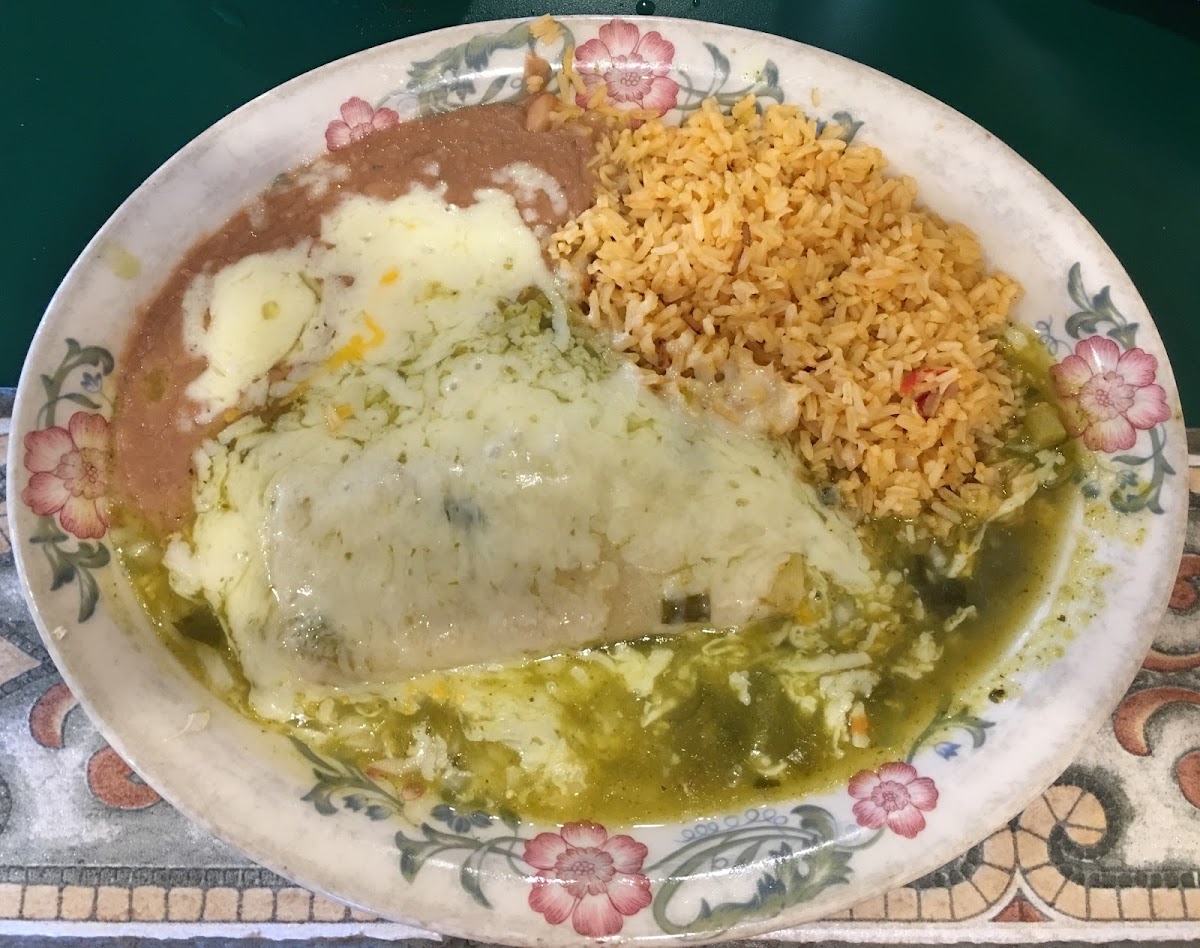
left=7, top=16, right=1188, bottom=945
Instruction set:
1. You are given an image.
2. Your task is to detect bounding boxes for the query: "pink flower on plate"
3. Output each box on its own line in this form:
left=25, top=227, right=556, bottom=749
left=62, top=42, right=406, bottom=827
left=325, top=96, right=400, bottom=151
left=848, top=761, right=939, bottom=839
left=574, top=19, right=680, bottom=115
left=524, top=820, right=652, bottom=937
left=1050, top=336, right=1171, bottom=453
left=22, top=411, right=109, bottom=540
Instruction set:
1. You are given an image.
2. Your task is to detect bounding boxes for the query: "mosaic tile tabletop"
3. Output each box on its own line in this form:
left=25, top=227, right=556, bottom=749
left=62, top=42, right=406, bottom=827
left=2, top=398, right=1199, bottom=943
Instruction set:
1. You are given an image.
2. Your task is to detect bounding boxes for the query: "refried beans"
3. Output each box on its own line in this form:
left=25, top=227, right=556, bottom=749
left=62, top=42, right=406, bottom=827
left=110, top=101, right=596, bottom=536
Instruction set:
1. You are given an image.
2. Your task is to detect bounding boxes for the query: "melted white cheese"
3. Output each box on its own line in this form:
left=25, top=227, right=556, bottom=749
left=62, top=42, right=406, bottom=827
left=164, top=187, right=882, bottom=721
left=180, top=246, right=318, bottom=421
left=176, top=187, right=556, bottom=420
left=490, top=161, right=568, bottom=217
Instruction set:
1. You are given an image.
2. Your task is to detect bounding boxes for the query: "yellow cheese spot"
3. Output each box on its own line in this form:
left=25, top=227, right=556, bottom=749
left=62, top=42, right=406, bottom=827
left=324, top=403, right=354, bottom=432
left=326, top=314, right=387, bottom=368
left=261, top=300, right=281, bottom=320
left=323, top=403, right=355, bottom=432
left=277, top=377, right=310, bottom=408
left=791, top=598, right=820, bottom=626
left=379, top=267, right=399, bottom=286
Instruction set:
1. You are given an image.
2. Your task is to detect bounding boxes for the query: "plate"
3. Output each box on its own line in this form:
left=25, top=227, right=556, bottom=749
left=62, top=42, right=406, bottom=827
left=7, top=16, right=1188, bottom=944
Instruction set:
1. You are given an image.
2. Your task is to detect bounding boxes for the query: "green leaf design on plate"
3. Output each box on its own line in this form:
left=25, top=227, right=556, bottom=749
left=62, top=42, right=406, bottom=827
left=393, top=822, right=527, bottom=909
left=1064, top=263, right=1140, bottom=350
left=830, top=110, right=864, bottom=144
left=649, top=805, right=861, bottom=935
left=907, top=704, right=994, bottom=762
left=814, top=110, right=865, bottom=143
left=704, top=42, right=732, bottom=87
left=28, top=519, right=110, bottom=622
left=675, top=55, right=786, bottom=113
left=1109, top=425, right=1175, bottom=515
left=37, top=338, right=114, bottom=430
left=404, top=21, right=577, bottom=117
left=292, top=736, right=407, bottom=820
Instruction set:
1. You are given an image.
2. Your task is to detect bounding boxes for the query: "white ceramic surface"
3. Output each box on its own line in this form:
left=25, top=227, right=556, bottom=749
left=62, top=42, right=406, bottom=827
left=7, top=16, right=1188, bottom=945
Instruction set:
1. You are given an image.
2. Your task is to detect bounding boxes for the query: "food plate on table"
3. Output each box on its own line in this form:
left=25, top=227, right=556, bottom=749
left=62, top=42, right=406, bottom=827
left=7, top=15, right=1187, bottom=944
